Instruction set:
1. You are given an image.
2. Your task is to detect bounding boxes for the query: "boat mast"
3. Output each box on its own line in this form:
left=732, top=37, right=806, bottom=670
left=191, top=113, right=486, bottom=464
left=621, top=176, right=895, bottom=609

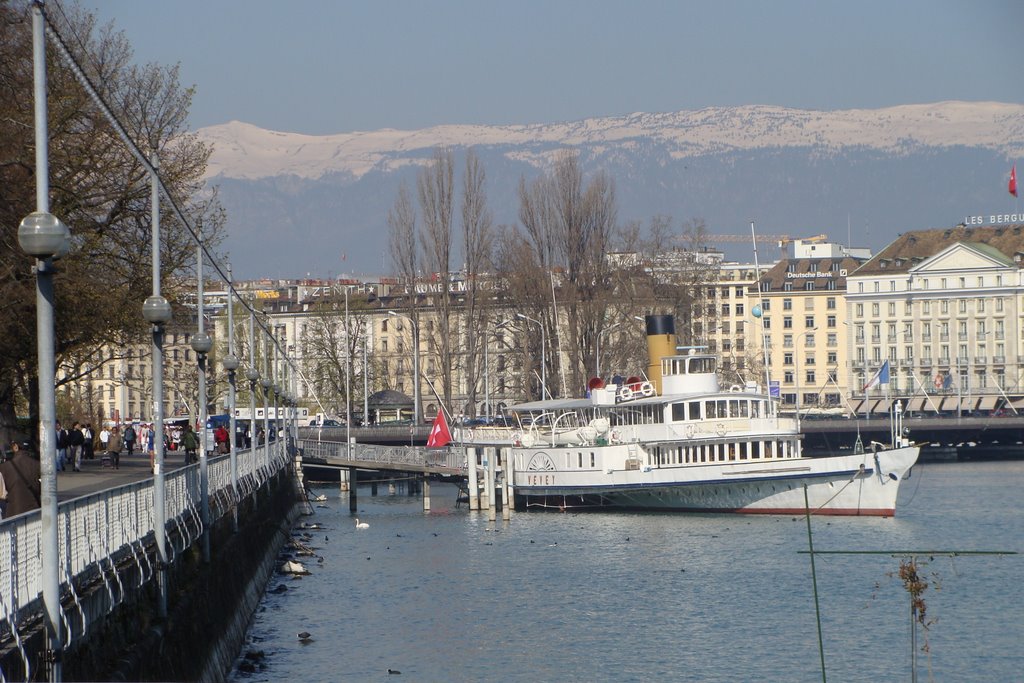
left=751, top=221, right=775, bottom=418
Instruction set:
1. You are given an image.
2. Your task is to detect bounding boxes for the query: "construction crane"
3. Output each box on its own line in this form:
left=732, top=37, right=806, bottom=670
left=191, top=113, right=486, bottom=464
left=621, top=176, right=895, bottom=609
left=697, top=233, right=831, bottom=258
left=702, top=233, right=792, bottom=245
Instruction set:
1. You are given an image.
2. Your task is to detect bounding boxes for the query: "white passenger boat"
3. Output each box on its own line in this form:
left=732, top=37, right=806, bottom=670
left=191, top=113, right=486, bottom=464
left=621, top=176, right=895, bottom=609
left=508, top=315, right=919, bottom=516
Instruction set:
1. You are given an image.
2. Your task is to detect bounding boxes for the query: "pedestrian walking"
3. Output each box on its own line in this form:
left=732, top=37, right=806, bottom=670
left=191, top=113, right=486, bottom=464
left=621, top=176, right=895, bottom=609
left=180, top=423, right=198, bottom=465
left=83, top=423, right=94, bottom=460
left=56, top=422, right=68, bottom=472
left=123, top=423, right=136, bottom=457
left=99, top=426, right=110, bottom=454
left=69, top=422, right=85, bottom=471
left=0, top=441, right=41, bottom=517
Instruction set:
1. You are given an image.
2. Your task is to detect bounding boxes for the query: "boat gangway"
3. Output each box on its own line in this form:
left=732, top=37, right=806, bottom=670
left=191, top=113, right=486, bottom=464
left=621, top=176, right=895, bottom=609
left=298, top=439, right=467, bottom=476
left=296, top=439, right=510, bottom=520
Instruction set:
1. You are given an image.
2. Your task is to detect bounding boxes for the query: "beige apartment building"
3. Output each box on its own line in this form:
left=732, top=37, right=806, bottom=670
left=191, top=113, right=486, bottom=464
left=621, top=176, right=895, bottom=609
left=756, top=248, right=867, bottom=414
left=846, top=224, right=1024, bottom=414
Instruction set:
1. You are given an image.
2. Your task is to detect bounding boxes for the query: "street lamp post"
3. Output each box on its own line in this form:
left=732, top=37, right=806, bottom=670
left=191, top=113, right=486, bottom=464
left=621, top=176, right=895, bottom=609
left=794, top=327, right=818, bottom=432
left=190, top=236, right=213, bottom=563
left=517, top=313, right=546, bottom=399
left=142, top=150, right=173, bottom=616
left=483, top=319, right=490, bottom=421
left=246, top=307, right=260, bottom=480
left=261, top=326, right=271, bottom=472
left=222, top=265, right=240, bottom=532
left=19, top=7, right=71, bottom=676
left=596, top=322, right=623, bottom=378
left=388, top=311, right=420, bottom=424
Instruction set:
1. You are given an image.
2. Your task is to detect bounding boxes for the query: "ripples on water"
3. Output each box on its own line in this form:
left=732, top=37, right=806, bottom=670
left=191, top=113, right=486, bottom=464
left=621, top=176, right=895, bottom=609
left=231, top=462, right=1023, bottom=682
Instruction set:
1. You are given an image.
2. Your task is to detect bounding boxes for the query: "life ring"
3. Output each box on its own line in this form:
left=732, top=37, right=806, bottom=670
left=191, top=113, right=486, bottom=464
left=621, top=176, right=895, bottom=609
left=511, top=431, right=523, bottom=447
left=640, top=381, right=655, bottom=397
left=685, top=424, right=695, bottom=438
left=730, top=384, right=742, bottom=393
left=933, top=374, right=943, bottom=388
left=618, top=386, right=633, bottom=402
left=716, top=423, right=726, bottom=437
left=610, top=429, right=621, bottom=443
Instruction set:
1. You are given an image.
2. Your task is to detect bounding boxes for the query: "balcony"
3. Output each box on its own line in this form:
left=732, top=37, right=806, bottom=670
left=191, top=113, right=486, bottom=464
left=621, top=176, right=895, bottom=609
left=993, top=355, right=1006, bottom=364
left=958, top=333, right=969, bottom=341
left=871, top=336, right=881, bottom=343
left=919, top=356, right=933, bottom=366
left=939, top=334, right=950, bottom=341
left=995, top=331, right=1005, bottom=340
left=974, top=356, right=987, bottom=365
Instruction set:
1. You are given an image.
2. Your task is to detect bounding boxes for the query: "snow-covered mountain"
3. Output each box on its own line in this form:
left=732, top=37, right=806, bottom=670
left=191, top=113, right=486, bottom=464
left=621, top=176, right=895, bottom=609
left=196, top=102, right=1024, bottom=279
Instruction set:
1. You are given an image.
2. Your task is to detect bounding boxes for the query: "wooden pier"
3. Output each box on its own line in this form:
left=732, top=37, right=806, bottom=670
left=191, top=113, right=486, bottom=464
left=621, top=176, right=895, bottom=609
left=297, top=439, right=512, bottom=520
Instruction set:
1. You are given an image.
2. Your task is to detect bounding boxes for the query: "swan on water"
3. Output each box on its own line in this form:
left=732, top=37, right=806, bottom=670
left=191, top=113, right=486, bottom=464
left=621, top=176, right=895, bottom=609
left=355, top=518, right=369, bottom=529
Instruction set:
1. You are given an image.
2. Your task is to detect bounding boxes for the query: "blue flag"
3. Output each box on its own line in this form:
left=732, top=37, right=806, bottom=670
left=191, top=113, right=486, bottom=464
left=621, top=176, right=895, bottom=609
left=863, top=360, right=890, bottom=391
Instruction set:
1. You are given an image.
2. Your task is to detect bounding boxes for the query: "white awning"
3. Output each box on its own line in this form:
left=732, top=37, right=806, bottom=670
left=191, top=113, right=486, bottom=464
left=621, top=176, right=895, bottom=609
left=977, top=396, right=998, bottom=411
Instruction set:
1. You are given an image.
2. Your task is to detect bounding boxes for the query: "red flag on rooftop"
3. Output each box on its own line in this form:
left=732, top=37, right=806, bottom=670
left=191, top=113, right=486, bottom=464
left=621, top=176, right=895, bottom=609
left=1010, top=164, right=1018, bottom=197
left=426, top=409, right=451, bottom=448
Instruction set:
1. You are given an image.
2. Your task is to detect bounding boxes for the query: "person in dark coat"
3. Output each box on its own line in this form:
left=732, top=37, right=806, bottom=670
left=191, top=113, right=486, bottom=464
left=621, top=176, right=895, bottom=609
left=0, top=442, right=41, bottom=517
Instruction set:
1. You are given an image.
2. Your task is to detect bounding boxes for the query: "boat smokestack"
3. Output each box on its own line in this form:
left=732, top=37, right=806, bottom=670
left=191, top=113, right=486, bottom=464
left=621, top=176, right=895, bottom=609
left=645, top=315, right=676, bottom=395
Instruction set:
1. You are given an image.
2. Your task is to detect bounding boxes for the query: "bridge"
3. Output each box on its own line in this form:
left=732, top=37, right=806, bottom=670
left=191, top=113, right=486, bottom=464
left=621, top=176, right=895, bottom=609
left=797, top=414, right=1024, bottom=458
left=297, top=436, right=509, bottom=518
left=0, top=440, right=294, bottom=680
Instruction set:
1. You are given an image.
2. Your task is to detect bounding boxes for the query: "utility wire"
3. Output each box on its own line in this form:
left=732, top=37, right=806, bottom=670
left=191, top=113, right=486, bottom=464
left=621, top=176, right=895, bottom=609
left=39, top=4, right=297, bottom=368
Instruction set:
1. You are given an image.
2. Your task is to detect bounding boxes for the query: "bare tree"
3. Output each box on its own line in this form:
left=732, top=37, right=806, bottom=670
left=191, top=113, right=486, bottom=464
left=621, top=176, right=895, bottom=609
left=459, top=149, right=494, bottom=417
left=416, top=148, right=455, bottom=415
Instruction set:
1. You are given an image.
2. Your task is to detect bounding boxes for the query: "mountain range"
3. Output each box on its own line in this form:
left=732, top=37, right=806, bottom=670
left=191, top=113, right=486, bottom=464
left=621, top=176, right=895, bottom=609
left=196, top=101, right=1024, bottom=279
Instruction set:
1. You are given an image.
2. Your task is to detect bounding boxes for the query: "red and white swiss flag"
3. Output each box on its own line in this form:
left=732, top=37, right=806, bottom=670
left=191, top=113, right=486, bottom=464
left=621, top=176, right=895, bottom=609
left=426, top=409, right=451, bottom=448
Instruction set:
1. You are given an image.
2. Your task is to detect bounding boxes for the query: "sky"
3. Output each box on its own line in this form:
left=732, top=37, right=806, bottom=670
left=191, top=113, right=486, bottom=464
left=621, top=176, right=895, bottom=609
left=79, top=0, right=1024, bottom=136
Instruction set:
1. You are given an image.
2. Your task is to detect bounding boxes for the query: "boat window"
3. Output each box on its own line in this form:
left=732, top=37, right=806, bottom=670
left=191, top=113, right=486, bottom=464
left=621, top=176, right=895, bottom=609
left=728, top=400, right=740, bottom=417
left=578, top=452, right=583, bottom=468
left=671, top=403, right=685, bottom=421
left=689, top=402, right=701, bottom=419
left=706, top=401, right=718, bottom=418
left=717, top=400, right=728, bottom=418
left=739, top=443, right=749, bottom=460
left=751, top=401, right=761, bottom=418
left=591, top=452, right=595, bottom=468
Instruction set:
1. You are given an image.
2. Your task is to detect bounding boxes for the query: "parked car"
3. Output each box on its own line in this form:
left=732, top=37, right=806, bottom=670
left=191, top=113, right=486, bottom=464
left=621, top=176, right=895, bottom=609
left=308, top=418, right=343, bottom=427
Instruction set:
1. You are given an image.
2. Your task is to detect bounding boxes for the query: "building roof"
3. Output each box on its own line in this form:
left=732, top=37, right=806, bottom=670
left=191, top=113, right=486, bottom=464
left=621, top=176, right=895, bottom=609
left=367, top=390, right=413, bottom=408
left=759, top=256, right=866, bottom=292
left=853, top=224, right=1024, bottom=276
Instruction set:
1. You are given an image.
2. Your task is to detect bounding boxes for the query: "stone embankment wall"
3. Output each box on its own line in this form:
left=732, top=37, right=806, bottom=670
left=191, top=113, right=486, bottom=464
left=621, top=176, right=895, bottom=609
left=0, top=468, right=299, bottom=682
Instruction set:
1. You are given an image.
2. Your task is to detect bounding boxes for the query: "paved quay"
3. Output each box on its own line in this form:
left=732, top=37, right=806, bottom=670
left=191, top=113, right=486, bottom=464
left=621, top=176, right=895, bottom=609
left=55, top=450, right=195, bottom=502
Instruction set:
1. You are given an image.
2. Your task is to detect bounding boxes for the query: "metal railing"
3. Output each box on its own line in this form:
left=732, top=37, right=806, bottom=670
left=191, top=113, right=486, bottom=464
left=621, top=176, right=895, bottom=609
left=0, top=441, right=293, bottom=657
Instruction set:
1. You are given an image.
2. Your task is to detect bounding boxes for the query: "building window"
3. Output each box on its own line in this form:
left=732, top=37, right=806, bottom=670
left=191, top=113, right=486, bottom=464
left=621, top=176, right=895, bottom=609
left=827, top=297, right=836, bottom=310
left=888, top=302, right=896, bottom=316
left=783, top=317, right=793, bottom=329
left=783, top=298, right=793, bottom=310
left=805, top=315, right=815, bottom=328
left=805, top=370, right=815, bottom=384
left=855, top=303, right=864, bottom=317
left=783, top=352, right=793, bottom=365
left=871, top=303, right=880, bottom=317
left=827, top=351, right=837, bottom=364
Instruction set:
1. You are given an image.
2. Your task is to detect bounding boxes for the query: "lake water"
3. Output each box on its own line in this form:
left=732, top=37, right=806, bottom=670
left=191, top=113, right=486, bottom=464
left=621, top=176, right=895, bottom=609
left=230, top=461, right=1023, bottom=682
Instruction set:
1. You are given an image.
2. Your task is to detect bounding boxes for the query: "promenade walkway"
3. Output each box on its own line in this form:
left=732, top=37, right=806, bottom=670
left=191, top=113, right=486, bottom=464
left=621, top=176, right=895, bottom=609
left=54, top=450, right=195, bottom=502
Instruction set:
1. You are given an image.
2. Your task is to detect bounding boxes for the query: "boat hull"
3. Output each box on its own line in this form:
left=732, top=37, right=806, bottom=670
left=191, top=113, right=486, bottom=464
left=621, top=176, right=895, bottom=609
left=512, top=446, right=919, bottom=516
